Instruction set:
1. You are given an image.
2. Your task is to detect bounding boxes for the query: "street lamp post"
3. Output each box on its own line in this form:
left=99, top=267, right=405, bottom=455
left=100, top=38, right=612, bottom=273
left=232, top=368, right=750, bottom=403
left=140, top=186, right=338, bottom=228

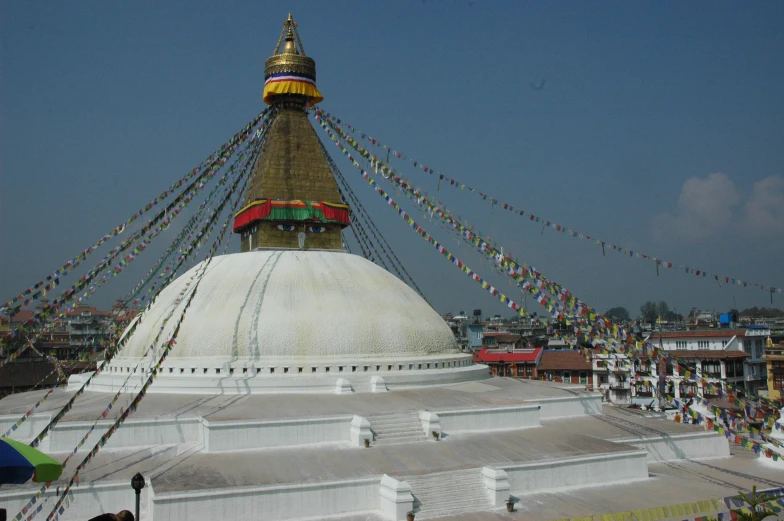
left=131, top=472, right=145, bottom=520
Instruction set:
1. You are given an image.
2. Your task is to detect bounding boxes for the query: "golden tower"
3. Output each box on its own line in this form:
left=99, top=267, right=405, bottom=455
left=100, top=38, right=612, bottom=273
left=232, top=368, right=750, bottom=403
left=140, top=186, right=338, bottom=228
left=233, top=14, right=349, bottom=251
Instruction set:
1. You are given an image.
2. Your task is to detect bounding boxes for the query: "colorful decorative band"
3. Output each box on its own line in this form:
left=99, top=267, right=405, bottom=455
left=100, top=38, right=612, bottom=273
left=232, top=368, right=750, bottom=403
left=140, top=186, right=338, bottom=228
left=232, top=199, right=349, bottom=232
left=263, top=72, right=323, bottom=104
left=265, top=71, right=316, bottom=84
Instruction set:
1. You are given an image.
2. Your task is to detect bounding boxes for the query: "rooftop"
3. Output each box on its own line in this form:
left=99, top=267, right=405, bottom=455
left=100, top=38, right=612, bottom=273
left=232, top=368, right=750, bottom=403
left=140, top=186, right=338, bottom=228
left=538, top=350, right=592, bottom=371
left=473, top=347, right=542, bottom=363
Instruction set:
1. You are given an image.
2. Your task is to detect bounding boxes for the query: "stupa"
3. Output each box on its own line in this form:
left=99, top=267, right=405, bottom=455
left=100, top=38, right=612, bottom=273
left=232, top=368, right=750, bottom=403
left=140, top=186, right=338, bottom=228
left=89, top=13, right=484, bottom=395
left=0, top=15, right=774, bottom=521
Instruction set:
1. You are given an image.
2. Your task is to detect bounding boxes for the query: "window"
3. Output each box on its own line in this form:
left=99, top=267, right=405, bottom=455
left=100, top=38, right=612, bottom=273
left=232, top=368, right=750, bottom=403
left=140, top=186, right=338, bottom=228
left=579, top=371, right=588, bottom=384
left=697, top=340, right=709, bottom=349
left=721, top=340, right=728, bottom=347
left=702, top=361, right=721, bottom=377
left=676, top=341, right=687, bottom=350
left=562, top=371, right=571, bottom=382
left=775, top=373, right=784, bottom=390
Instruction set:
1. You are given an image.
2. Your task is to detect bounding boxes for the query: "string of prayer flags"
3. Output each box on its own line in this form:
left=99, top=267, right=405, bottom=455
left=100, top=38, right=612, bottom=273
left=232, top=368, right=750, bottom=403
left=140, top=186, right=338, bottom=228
left=0, top=115, right=268, bottom=370
left=314, top=112, right=531, bottom=318
left=0, top=109, right=269, bottom=318
left=314, top=108, right=781, bottom=299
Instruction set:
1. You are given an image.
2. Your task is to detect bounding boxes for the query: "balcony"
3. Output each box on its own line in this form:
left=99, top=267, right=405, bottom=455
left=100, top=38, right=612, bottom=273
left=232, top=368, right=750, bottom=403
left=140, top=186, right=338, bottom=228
left=610, top=381, right=630, bottom=390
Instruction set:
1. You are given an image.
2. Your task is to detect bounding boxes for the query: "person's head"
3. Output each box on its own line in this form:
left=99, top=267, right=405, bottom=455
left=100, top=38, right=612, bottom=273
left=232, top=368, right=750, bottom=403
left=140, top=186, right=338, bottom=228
left=115, top=511, right=134, bottom=521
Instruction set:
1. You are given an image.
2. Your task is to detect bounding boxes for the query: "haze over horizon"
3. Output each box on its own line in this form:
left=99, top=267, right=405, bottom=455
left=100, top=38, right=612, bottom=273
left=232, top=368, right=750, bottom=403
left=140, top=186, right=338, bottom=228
left=1, top=2, right=782, bottom=320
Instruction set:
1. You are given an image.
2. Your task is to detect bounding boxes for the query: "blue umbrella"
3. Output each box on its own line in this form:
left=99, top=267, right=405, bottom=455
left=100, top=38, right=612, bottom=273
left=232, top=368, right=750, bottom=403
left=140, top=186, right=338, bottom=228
left=0, top=437, right=63, bottom=484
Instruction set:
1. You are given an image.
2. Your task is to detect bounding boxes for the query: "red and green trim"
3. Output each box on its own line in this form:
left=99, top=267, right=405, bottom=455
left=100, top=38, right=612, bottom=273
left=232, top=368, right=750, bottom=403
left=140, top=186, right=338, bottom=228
left=232, top=199, right=350, bottom=232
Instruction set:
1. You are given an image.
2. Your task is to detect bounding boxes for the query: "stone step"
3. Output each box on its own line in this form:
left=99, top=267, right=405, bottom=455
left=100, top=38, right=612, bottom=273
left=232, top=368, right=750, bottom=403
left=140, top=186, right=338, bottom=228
left=406, top=468, right=480, bottom=480
left=409, top=479, right=483, bottom=493
left=367, top=416, right=420, bottom=426
left=413, top=497, right=489, bottom=511
left=373, top=431, right=424, bottom=440
left=373, top=422, right=422, bottom=431
left=413, top=491, right=488, bottom=504
left=371, top=429, right=425, bottom=436
left=372, top=424, right=423, bottom=434
left=416, top=505, right=491, bottom=520
left=405, top=468, right=489, bottom=518
left=407, top=473, right=482, bottom=484
left=370, top=418, right=422, bottom=427
left=373, top=436, right=429, bottom=446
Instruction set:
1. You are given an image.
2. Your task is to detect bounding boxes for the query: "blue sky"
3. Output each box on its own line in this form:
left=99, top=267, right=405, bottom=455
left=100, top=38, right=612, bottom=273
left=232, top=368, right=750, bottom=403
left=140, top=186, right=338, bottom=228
left=1, top=1, right=782, bottom=319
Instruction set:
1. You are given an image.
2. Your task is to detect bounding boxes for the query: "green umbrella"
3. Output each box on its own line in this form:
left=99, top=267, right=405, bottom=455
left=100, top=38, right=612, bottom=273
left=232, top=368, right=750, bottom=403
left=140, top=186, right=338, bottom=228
left=0, top=436, right=63, bottom=484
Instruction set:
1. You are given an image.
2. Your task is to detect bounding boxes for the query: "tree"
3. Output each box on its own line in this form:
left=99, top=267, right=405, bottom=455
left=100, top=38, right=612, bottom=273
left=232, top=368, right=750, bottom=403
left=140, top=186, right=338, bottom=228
left=605, top=307, right=630, bottom=322
left=656, top=301, right=670, bottom=320
left=663, top=310, right=682, bottom=322
left=733, top=486, right=777, bottom=521
left=640, top=301, right=658, bottom=323
left=740, top=306, right=784, bottom=318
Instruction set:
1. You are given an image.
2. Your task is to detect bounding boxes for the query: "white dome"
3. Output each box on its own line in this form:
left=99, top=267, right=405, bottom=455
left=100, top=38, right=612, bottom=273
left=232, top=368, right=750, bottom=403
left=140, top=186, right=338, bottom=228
left=113, top=250, right=461, bottom=364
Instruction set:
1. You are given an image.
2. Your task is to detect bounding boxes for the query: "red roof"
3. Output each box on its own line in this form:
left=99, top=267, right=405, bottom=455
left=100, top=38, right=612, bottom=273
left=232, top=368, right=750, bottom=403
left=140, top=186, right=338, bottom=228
left=9, top=310, right=34, bottom=323
left=646, top=330, right=748, bottom=339
left=539, top=350, right=592, bottom=371
left=475, top=347, right=542, bottom=363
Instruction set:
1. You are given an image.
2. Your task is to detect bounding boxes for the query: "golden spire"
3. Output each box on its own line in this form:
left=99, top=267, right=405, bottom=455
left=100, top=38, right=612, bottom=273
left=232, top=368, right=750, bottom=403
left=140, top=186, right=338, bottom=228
left=233, top=14, right=345, bottom=251
left=263, top=13, right=322, bottom=105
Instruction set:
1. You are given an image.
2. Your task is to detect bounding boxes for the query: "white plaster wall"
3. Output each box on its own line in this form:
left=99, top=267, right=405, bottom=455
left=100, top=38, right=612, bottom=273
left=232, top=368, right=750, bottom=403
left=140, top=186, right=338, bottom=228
left=536, top=394, right=602, bottom=419
left=88, top=362, right=487, bottom=395
left=501, top=450, right=649, bottom=493
left=112, top=251, right=461, bottom=362
left=202, top=415, right=352, bottom=451
left=150, top=477, right=380, bottom=521
left=435, top=404, right=540, bottom=433
left=45, top=418, right=201, bottom=452
left=0, top=413, right=51, bottom=442
left=617, top=432, right=730, bottom=462
left=0, top=480, right=145, bottom=521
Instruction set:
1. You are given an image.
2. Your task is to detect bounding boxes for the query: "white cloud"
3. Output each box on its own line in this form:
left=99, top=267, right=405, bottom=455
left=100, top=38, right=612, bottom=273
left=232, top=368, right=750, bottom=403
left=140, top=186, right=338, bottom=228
left=744, top=176, right=784, bottom=236
left=653, top=173, right=784, bottom=241
left=653, top=173, right=739, bottom=240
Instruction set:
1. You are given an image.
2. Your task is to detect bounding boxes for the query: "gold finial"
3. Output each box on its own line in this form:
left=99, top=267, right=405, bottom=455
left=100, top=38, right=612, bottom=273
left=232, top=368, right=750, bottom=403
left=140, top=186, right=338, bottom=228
left=273, top=13, right=306, bottom=56
left=263, top=13, right=322, bottom=105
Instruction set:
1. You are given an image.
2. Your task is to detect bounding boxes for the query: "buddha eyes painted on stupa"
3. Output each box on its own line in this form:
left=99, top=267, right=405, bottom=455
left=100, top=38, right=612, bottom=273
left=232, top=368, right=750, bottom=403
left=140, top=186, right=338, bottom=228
left=274, top=223, right=328, bottom=233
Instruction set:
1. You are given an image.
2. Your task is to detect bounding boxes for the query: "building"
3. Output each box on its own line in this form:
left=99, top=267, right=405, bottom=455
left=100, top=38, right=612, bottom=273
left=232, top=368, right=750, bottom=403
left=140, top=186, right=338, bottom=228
left=591, top=350, right=632, bottom=404
left=538, top=350, right=592, bottom=385
left=473, top=346, right=542, bottom=378
left=645, top=328, right=769, bottom=394
left=64, top=305, right=114, bottom=349
left=765, top=337, right=784, bottom=400
left=466, top=322, right=484, bottom=350
left=481, top=331, right=522, bottom=349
